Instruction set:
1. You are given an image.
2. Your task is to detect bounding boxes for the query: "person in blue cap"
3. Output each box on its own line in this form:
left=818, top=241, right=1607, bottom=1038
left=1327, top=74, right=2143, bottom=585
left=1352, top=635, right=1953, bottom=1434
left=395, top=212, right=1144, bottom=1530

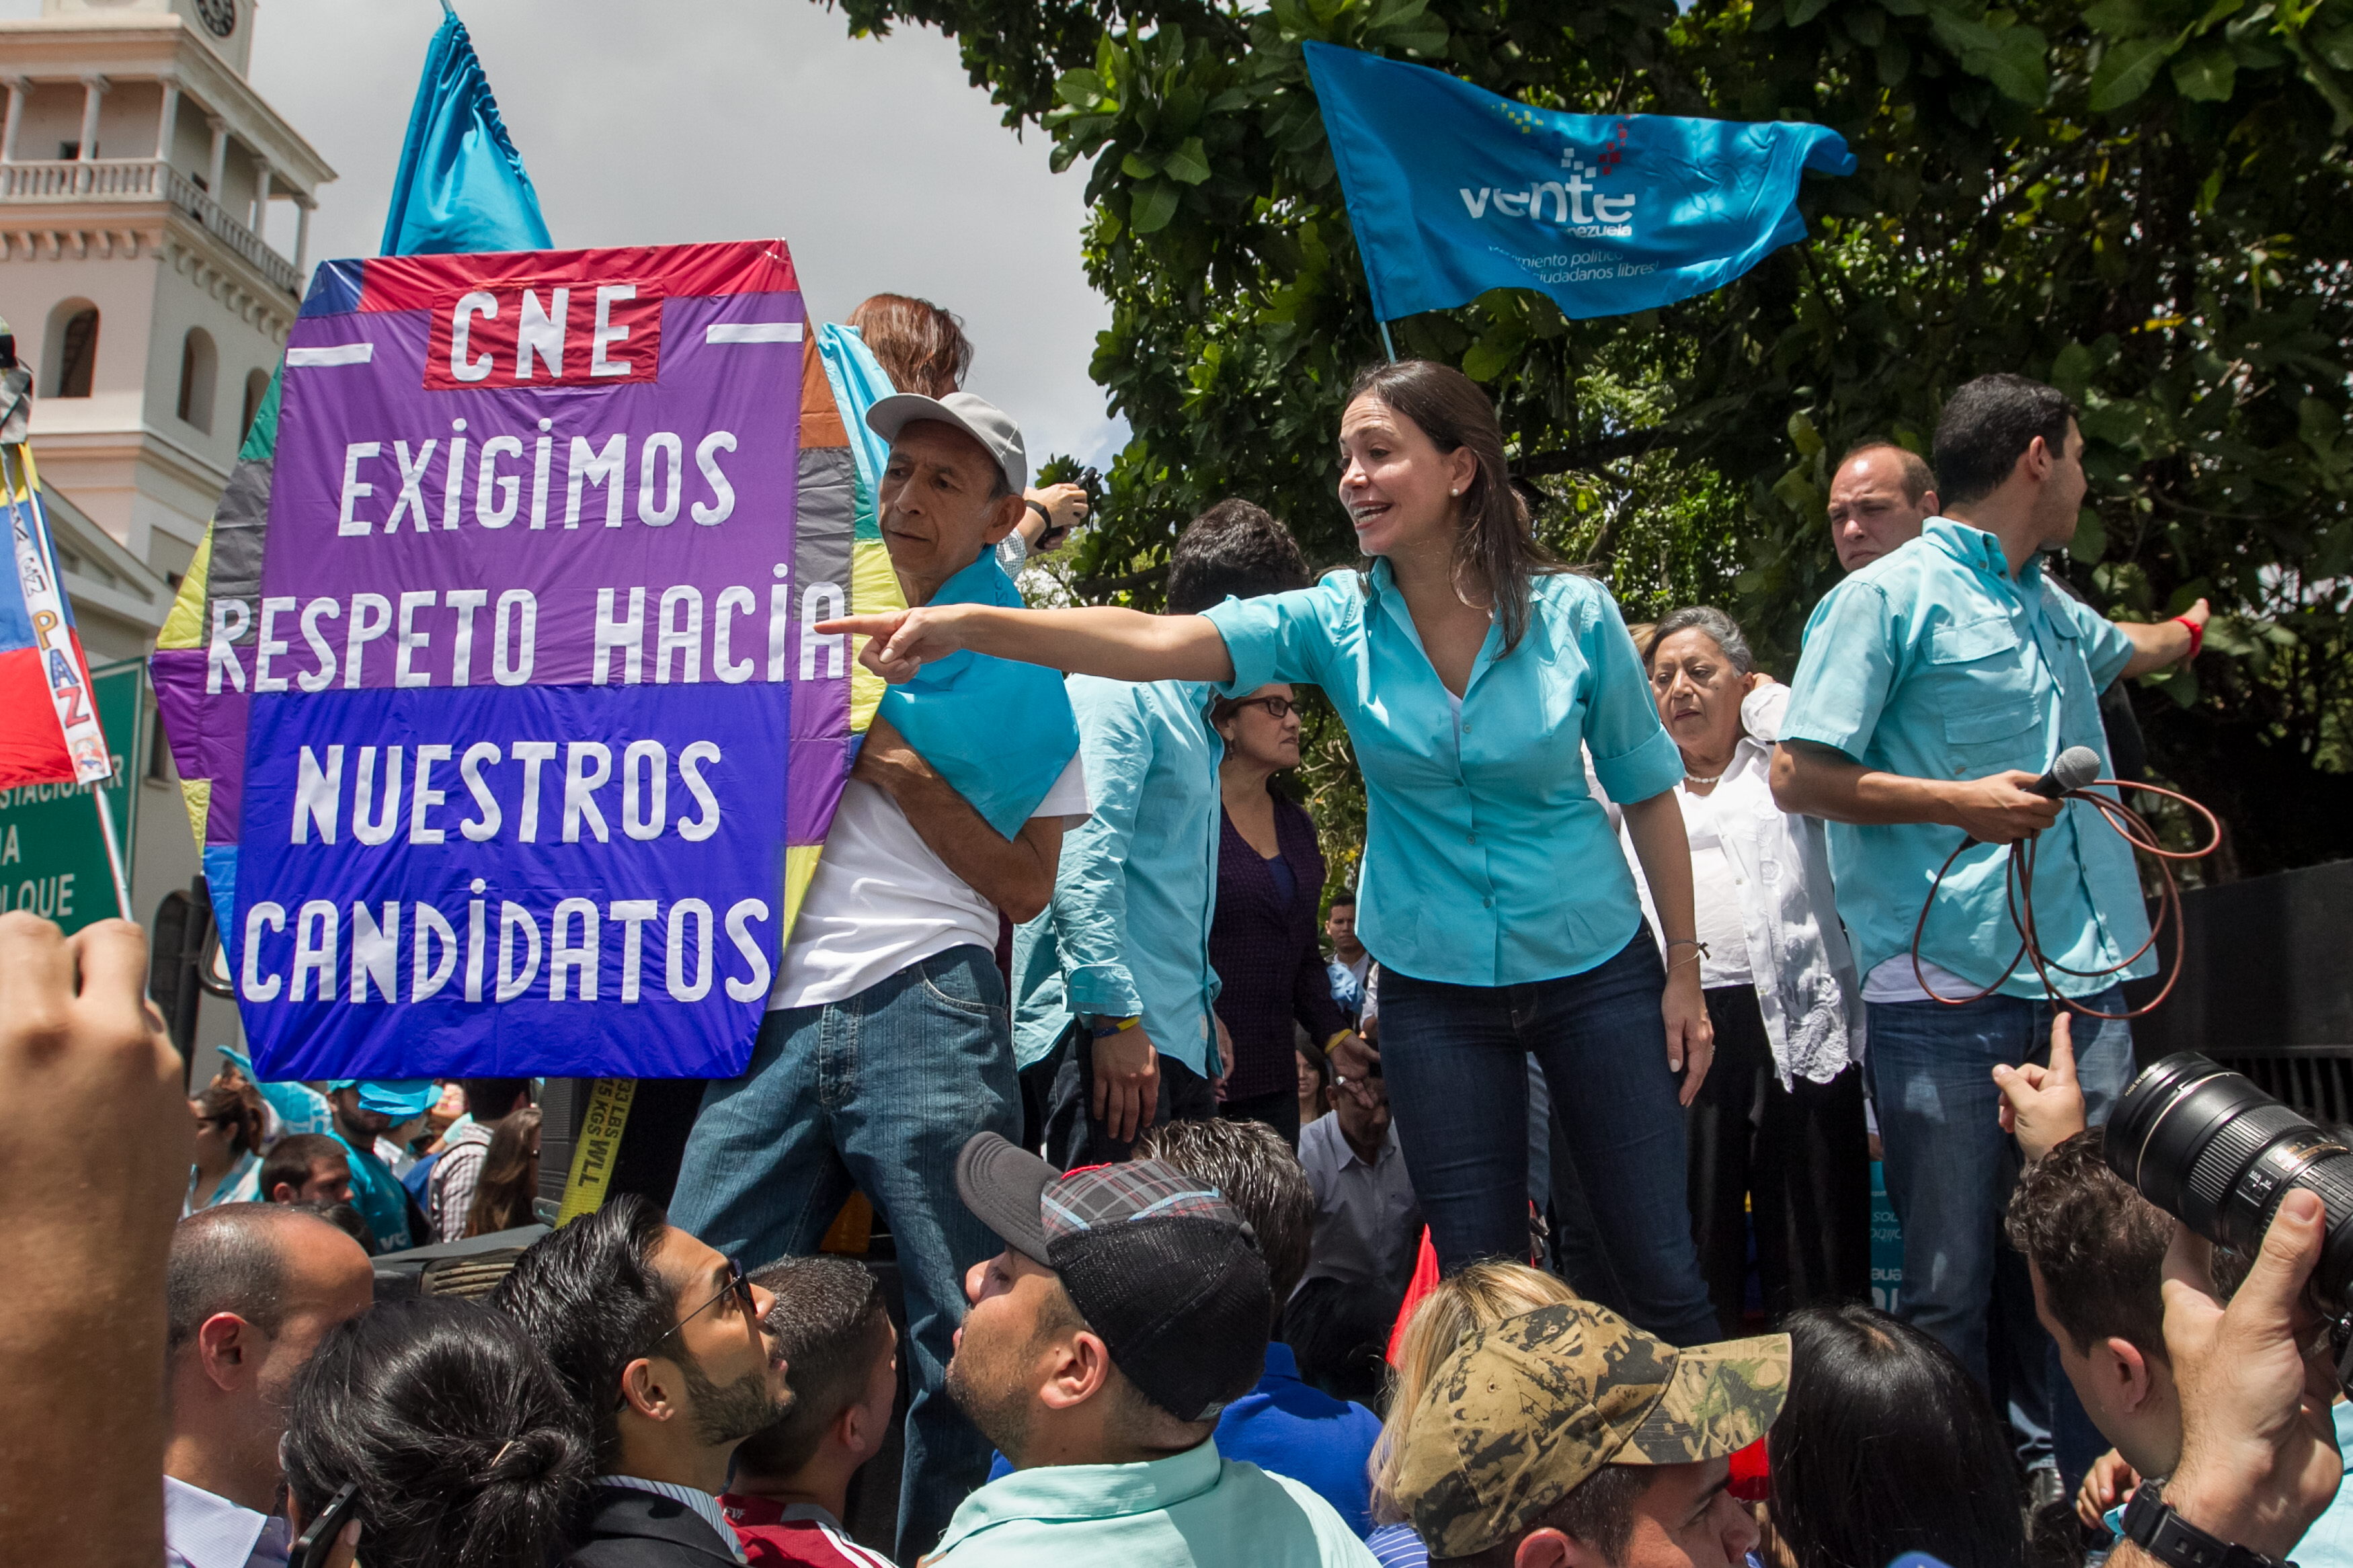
left=322, top=1078, right=436, bottom=1252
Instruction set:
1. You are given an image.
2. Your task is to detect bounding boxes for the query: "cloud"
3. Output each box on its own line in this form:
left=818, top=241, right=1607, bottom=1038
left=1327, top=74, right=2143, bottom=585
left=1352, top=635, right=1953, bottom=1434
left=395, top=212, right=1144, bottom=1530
left=15, top=0, right=1127, bottom=465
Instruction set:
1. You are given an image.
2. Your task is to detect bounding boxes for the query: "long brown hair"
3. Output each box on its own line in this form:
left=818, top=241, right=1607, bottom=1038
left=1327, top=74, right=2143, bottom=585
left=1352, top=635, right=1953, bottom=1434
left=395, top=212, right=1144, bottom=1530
left=1345, top=360, right=1562, bottom=652
left=464, top=1106, right=543, bottom=1238
left=196, top=1066, right=266, bottom=1157
left=847, top=293, right=972, bottom=397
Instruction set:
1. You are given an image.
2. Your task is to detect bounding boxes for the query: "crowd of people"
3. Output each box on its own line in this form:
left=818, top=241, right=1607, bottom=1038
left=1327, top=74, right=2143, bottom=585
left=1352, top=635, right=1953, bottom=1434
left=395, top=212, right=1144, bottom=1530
left=14, top=287, right=2333, bottom=1568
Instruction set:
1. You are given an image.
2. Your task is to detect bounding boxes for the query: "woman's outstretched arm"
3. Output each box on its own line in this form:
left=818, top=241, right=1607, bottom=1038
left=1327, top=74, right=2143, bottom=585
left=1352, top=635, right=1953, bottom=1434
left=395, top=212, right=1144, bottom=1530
left=820, top=604, right=1237, bottom=686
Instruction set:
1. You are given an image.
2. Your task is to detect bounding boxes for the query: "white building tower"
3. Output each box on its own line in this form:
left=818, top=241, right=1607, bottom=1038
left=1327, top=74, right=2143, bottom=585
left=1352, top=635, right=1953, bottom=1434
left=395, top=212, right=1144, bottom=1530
left=0, top=0, right=333, bottom=1031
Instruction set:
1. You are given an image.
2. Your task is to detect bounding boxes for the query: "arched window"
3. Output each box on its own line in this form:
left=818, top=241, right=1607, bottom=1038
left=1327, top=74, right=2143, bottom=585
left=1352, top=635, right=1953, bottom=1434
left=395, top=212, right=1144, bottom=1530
left=177, top=328, right=217, bottom=433
left=46, top=300, right=98, bottom=398
left=240, top=368, right=270, bottom=442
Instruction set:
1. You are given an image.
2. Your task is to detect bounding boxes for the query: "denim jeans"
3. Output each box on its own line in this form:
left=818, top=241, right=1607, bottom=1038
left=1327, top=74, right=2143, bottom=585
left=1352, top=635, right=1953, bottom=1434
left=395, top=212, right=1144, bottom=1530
left=1865, top=984, right=2132, bottom=1469
left=1378, top=934, right=1721, bottom=1346
left=670, top=946, right=1019, bottom=1563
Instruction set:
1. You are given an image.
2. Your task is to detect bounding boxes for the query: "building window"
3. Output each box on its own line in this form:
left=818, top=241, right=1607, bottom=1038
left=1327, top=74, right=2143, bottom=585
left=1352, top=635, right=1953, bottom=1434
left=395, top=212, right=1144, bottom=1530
left=240, top=368, right=270, bottom=442
left=177, top=328, right=217, bottom=432
left=48, top=302, right=97, bottom=398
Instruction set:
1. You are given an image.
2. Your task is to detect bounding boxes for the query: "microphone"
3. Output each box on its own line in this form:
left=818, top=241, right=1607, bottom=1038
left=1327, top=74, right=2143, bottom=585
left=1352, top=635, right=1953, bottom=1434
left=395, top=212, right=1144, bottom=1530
left=2028, top=745, right=2103, bottom=800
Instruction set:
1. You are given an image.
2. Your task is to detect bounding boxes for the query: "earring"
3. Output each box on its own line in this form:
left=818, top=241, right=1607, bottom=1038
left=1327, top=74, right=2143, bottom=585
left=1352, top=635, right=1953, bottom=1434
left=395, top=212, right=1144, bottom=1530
left=1450, top=487, right=1461, bottom=496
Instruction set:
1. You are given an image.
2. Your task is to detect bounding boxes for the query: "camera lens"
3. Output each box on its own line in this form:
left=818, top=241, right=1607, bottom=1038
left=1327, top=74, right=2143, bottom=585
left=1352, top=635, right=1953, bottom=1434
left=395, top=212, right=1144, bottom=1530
left=2106, top=1052, right=2353, bottom=1310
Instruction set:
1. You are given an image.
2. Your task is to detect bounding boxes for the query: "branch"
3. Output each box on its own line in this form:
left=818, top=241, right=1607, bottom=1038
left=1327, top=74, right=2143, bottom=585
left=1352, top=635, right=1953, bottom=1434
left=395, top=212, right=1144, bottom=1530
left=1074, top=561, right=1169, bottom=602
left=1514, top=429, right=1681, bottom=477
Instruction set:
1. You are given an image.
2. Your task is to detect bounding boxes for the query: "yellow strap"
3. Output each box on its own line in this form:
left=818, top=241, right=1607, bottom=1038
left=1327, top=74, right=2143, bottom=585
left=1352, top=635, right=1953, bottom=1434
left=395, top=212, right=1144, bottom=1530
left=555, top=1077, right=637, bottom=1226
left=1322, top=1029, right=1352, bottom=1055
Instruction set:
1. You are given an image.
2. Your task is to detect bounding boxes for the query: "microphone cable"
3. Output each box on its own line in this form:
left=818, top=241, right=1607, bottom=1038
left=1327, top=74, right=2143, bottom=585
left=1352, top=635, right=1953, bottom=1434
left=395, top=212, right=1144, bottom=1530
left=1909, top=770, right=2223, bottom=1021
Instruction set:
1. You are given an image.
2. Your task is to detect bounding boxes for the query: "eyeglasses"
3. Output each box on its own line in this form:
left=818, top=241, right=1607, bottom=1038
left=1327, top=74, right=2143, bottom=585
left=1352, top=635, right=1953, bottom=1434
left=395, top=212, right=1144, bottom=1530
left=1233, top=695, right=1298, bottom=720
left=651, top=1255, right=755, bottom=1353
left=618, top=1255, right=756, bottom=1411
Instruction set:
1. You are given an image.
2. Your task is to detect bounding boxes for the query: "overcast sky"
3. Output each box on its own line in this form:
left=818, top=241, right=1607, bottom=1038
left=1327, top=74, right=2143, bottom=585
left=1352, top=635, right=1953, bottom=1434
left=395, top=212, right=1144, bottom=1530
left=13, top=0, right=1125, bottom=465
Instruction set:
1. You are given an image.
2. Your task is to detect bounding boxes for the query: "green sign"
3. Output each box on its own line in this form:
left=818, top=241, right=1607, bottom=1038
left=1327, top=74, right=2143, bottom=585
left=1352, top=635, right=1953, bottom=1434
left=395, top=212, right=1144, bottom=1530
left=0, top=656, right=143, bottom=931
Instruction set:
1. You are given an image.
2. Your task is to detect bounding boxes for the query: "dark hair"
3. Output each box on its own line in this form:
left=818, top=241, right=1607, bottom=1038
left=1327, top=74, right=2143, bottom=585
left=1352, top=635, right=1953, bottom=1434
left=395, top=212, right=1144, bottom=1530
left=491, top=1193, right=676, bottom=1468
left=168, top=1203, right=307, bottom=1353
left=1345, top=360, right=1563, bottom=653
left=1166, top=499, right=1314, bottom=615
left=1281, top=1275, right=1396, bottom=1407
left=284, top=1296, right=592, bottom=1568
left=1835, top=440, right=1938, bottom=505
left=1132, top=1118, right=1316, bottom=1313
left=1931, top=374, right=2076, bottom=509
left=1431, top=1464, right=1654, bottom=1568
left=461, top=1078, right=532, bottom=1124
left=465, top=1106, right=545, bottom=1239
left=1644, top=606, right=1756, bottom=675
left=1295, top=1038, right=1334, bottom=1101
left=731, top=1255, right=891, bottom=1481
left=2005, top=1127, right=2170, bottom=1360
left=1328, top=891, right=1356, bottom=909
left=261, top=1132, right=350, bottom=1203
left=848, top=293, right=971, bottom=398
left=196, top=1066, right=266, bottom=1156
left=1769, top=1303, right=2026, bottom=1568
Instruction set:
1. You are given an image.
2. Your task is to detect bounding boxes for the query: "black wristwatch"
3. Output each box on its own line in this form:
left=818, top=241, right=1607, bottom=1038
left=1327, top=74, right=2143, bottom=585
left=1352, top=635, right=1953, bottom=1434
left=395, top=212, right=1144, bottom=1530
left=2120, top=1479, right=2299, bottom=1568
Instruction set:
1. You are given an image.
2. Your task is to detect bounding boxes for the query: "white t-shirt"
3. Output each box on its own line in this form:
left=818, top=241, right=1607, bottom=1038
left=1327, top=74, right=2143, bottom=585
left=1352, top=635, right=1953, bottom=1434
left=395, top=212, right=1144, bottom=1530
left=770, top=756, right=1090, bottom=1012
left=1863, top=954, right=1977, bottom=1003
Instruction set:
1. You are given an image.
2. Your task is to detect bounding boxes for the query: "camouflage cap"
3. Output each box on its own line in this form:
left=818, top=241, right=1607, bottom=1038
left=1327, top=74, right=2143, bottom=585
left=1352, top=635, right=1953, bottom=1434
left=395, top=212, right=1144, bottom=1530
left=1394, top=1299, right=1790, bottom=1560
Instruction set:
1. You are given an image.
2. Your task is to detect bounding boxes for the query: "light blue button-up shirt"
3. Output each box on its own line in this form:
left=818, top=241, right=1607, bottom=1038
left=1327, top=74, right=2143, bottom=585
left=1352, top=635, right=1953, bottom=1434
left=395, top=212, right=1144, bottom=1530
left=1201, top=563, right=1682, bottom=988
left=1013, top=675, right=1222, bottom=1075
left=932, top=1437, right=1378, bottom=1567
left=1781, top=518, right=2151, bottom=999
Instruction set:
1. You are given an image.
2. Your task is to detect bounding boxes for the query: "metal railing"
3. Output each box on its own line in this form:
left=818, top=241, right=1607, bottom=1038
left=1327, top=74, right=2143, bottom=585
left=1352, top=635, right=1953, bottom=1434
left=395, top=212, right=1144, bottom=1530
left=0, top=157, right=300, bottom=296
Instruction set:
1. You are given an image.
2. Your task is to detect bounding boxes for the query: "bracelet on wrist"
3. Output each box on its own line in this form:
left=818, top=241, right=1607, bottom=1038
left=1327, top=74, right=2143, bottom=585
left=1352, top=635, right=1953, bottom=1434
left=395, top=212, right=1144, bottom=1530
left=1026, top=497, right=1051, bottom=524
left=1090, top=1015, right=1142, bottom=1039
left=1323, top=1030, right=1353, bottom=1056
left=2173, top=614, right=2205, bottom=660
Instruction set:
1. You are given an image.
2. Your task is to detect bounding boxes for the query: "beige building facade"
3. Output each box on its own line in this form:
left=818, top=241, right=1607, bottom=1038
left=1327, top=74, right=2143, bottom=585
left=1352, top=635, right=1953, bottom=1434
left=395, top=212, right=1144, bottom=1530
left=0, top=0, right=331, bottom=1040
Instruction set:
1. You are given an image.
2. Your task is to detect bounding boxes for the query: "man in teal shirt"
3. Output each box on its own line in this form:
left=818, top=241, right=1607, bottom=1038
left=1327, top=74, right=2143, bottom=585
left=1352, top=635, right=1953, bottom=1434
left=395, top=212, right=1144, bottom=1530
left=322, top=1077, right=435, bottom=1252
left=1774, top=373, right=2204, bottom=1475
left=936, top=1132, right=1375, bottom=1567
left=1016, top=501, right=1323, bottom=1165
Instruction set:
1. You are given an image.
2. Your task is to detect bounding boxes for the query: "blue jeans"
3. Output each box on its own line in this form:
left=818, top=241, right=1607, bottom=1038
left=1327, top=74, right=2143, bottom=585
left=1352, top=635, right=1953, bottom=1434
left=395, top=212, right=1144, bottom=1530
left=1378, top=934, right=1720, bottom=1346
left=670, top=946, right=1019, bottom=1563
left=1865, top=985, right=2132, bottom=1468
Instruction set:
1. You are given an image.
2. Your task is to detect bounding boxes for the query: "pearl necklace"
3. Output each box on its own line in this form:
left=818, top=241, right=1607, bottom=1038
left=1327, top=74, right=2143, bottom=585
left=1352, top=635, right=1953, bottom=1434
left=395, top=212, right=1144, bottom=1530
left=1683, top=772, right=1722, bottom=787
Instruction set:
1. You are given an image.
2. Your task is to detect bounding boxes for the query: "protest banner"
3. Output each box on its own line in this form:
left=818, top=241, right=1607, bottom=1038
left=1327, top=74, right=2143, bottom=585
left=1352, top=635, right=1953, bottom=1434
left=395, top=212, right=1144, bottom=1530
left=1302, top=41, right=1856, bottom=329
left=152, top=240, right=863, bottom=1081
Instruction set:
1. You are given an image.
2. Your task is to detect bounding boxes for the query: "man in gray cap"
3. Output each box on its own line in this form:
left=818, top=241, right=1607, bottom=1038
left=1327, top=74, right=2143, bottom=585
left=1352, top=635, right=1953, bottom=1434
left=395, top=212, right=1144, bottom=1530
left=671, top=390, right=1088, bottom=1562
left=931, top=1131, right=1376, bottom=1566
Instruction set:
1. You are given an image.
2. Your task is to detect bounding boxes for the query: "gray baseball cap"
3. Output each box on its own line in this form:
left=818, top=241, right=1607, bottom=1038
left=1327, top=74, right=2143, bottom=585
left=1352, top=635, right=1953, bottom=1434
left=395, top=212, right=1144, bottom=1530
left=865, top=390, right=1027, bottom=495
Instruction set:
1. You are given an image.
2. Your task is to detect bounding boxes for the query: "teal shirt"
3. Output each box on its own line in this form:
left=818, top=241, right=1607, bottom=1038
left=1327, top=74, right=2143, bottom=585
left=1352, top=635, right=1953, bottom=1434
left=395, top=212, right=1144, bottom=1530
left=331, top=1129, right=412, bottom=1252
left=2105, top=1404, right=2353, bottom=1562
left=931, top=1438, right=1378, bottom=1567
left=1201, top=564, right=1681, bottom=987
left=1013, top=675, right=1222, bottom=1075
left=1780, top=518, right=2151, bottom=999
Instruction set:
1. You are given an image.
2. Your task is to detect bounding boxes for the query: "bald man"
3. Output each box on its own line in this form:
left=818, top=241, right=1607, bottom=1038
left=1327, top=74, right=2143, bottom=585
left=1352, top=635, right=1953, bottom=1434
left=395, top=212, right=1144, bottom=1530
left=1827, top=443, right=1941, bottom=573
left=163, top=1204, right=374, bottom=1568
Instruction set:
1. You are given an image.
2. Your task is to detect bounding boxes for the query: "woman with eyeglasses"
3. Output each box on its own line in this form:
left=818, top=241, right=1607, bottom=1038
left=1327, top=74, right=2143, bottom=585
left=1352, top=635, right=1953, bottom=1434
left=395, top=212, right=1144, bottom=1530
left=186, top=1065, right=266, bottom=1215
left=1206, top=684, right=1358, bottom=1145
left=824, top=358, right=1720, bottom=1343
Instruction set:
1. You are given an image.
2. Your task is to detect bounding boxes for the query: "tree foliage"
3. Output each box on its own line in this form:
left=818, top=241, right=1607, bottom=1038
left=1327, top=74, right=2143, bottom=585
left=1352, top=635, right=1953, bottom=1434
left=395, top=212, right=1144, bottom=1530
left=825, top=0, right=2353, bottom=881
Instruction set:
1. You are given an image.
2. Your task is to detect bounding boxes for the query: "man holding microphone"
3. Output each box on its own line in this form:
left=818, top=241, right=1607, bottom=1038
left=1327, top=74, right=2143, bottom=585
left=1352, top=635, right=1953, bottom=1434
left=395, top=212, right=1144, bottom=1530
left=1772, top=373, right=2206, bottom=1481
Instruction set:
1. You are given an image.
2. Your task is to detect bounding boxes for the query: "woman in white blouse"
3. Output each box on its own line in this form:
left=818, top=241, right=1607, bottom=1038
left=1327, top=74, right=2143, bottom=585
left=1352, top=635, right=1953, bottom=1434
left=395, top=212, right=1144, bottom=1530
left=1640, top=606, right=1869, bottom=1335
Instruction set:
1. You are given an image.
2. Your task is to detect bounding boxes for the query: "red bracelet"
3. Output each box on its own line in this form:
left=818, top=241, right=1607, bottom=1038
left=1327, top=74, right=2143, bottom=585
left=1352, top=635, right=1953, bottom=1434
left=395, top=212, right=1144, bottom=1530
left=2173, top=615, right=2204, bottom=660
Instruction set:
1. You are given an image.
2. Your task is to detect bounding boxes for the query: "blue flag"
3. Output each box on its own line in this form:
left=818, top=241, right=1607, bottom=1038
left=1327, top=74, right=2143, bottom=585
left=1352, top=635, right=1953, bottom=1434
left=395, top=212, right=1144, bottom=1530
left=1303, top=42, right=1856, bottom=323
left=381, top=9, right=553, bottom=257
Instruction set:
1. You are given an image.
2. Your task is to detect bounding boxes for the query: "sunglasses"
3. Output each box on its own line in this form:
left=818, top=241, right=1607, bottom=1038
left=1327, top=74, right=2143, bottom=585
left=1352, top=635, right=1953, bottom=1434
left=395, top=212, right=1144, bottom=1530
left=1232, top=695, right=1298, bottom=720
left=618, top=1255, right=757, bottom=1409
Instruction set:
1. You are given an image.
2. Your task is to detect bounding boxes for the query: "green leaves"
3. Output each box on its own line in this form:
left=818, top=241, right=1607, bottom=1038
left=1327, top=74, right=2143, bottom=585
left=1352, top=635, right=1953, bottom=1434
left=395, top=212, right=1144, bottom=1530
left=2171, top=40, right=2241, bottom=94
left=2091, top=34, right=2178, bottom=106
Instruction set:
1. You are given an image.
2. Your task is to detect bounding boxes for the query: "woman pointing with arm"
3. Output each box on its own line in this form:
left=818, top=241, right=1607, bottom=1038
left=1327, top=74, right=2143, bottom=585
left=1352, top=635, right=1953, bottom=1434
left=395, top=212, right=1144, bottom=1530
left=826, top=360, right=1720, bottom=1343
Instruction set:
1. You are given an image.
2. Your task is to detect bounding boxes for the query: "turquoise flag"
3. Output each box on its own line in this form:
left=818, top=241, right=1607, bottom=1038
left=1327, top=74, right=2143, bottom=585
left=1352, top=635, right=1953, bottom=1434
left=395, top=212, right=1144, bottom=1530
left=1304, top=42, right=1853, bottom=322
left=381, top=8, right=552, bottom=256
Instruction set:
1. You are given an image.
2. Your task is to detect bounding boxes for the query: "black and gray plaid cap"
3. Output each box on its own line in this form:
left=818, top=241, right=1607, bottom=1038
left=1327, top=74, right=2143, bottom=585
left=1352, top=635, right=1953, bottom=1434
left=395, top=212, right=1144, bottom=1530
left=955, top=1132, right=1271, bottom=1422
